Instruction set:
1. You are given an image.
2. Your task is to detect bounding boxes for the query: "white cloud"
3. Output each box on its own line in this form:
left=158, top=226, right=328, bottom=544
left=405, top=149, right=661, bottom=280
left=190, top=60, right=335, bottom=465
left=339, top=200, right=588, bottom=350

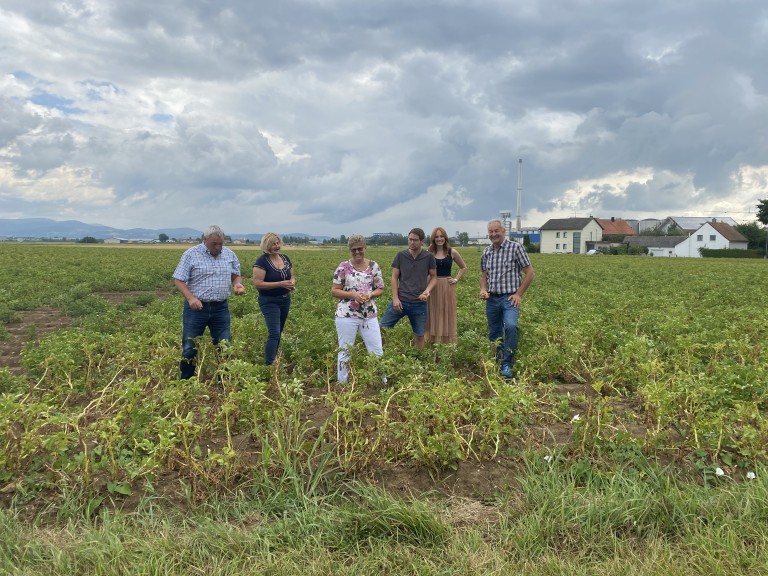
left=0, top=163, right=114, bottom=204
left=556, top=168, right=659, bottom=213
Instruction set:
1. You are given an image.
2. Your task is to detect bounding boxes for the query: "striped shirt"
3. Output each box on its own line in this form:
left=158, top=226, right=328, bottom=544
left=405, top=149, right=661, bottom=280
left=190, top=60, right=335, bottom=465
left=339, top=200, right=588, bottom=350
left=480, top=238, right=532, bottom=294
left=172, top=243, right=241, bottom=301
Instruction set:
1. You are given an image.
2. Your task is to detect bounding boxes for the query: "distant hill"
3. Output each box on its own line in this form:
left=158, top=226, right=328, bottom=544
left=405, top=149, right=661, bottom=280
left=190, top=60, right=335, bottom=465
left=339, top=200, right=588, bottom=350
left=0, top=218, right=329, bottom=242
left=0, top=218, right=201, bottom=241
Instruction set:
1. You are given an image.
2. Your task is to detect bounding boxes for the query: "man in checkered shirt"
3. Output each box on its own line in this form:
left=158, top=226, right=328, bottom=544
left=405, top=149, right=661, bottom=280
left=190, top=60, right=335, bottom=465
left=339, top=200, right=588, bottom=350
left=173, top=225, right=246, bottom=379
left=479, top=219, right=536, bottom=379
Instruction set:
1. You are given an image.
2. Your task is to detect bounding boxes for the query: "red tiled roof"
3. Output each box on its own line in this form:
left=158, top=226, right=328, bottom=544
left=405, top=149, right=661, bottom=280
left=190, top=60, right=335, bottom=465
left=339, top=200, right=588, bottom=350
left=596, top=218, right=635, bottom=235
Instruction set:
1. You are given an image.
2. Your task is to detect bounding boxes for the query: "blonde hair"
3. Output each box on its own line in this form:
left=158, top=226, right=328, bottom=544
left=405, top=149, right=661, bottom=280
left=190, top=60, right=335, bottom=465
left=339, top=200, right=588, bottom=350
left=260, top=232, right=281, bottom=253
left=347, top=234, right=366, bottom=249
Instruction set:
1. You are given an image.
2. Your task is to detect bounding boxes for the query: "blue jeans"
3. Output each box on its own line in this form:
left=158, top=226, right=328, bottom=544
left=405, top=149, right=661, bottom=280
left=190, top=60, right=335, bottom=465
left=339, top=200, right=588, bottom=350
left=380, top=300, right=427, bottom=336
left=258, top=293, right=291, bottom=365
left=485, top=295, right=520, bottom=366
left=180, top=300, right=231, bottom=379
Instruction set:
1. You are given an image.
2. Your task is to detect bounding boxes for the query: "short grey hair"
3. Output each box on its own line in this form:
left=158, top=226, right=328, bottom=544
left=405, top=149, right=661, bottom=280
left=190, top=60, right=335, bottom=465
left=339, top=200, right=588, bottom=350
left=347, top=234, right=366, bottom=249
left=203, top=225, right=225, bottom=240
left=487, top=219, right=505, bottom=231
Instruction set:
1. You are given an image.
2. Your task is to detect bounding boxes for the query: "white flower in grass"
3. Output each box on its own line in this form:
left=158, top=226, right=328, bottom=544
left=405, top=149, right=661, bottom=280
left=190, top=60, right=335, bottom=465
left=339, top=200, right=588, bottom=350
left=543, top=455, right=553, bottom=463
left=715, top=467, right=725, bottom=476
left=747, top=471, right=756, bottom=480
left=571, top=414, right=580, bottom=422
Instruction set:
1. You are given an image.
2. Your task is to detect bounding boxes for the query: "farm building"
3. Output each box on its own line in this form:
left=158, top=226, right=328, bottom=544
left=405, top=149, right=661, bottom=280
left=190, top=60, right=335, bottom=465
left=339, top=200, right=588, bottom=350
left=539, top=217, right=602, bottom=254
left=626, top=221, right=748, bottom=257
left=539, top=217, right=635, bottom=254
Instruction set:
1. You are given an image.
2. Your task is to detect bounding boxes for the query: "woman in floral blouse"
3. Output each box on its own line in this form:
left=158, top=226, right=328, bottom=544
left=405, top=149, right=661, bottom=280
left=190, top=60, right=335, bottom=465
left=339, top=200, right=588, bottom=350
left=331, top=234, right=385, bottom=383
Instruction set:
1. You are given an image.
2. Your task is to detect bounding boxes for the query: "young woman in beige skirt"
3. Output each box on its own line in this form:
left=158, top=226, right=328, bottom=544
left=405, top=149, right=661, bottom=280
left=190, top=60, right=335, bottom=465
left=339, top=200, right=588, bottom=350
left=425, top=227, right=467, bottom=344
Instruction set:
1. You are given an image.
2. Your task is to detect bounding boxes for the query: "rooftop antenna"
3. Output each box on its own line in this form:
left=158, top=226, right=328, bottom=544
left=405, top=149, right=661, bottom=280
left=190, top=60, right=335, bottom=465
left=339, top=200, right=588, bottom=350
left=515, top=158, right=523, bottom=233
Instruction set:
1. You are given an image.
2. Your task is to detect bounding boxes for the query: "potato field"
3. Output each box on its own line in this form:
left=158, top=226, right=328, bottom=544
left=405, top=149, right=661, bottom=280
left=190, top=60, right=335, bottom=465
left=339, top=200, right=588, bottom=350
left=1, top=242, right=766, bottom=508
left=3, top=243, right=768, bottom=573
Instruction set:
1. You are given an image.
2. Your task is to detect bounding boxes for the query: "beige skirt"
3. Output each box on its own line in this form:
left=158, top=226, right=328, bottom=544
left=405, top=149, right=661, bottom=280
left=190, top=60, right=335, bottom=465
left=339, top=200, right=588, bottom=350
left=425, top=277, right=457, bottom=344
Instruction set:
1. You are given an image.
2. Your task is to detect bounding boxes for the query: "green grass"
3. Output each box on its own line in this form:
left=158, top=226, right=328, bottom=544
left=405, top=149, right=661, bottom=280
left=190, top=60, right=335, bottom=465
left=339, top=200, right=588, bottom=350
left=3, top=460, right=768, bottom=574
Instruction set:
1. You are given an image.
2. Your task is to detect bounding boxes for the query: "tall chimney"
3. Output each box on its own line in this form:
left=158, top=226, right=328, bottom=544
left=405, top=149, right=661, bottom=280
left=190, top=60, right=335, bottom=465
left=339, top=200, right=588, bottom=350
left=515, top=158, right=523, bottom=233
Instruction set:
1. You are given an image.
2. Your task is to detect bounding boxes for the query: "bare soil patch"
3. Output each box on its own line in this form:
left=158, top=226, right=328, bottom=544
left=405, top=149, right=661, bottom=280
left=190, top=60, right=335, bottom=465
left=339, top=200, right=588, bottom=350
left=0, top=291, right=169, bottom=375
left=0, top=308, right=72, bottom=374
left=371, top=458, right=519, bottom=499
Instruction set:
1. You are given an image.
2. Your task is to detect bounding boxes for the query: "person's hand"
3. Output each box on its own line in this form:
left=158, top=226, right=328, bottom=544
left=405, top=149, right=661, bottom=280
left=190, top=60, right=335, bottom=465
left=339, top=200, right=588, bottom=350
left=418, top=290, right=430, bottom=301
left=393, top=297, right=403, bottom=312
left=233, top=283, right=246, bottom=296
left=188, top=296, right=203, bottom=310
left=356, top=291, right=370, bottom=303
left=479, top=290, right=489, bottom=300
left=447, top=277, right=458, bottom=285
left=284, top=278, right=296, bottom=291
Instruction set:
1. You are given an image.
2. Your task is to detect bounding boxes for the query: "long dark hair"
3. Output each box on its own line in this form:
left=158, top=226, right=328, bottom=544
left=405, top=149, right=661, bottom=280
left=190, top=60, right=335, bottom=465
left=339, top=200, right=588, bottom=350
left=428, top=226, right=452, bottom=254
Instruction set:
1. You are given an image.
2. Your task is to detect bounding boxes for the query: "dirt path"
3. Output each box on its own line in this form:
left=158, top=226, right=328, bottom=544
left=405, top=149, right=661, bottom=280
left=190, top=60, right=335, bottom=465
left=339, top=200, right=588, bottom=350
left=0, top=308, right=72, bottom=374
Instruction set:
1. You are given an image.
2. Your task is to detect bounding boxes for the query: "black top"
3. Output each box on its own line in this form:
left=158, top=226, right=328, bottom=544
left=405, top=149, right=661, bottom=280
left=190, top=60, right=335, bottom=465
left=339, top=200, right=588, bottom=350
left=434, top=252, right=453, bottom=277
left=253, top=253, right=293, bottom=296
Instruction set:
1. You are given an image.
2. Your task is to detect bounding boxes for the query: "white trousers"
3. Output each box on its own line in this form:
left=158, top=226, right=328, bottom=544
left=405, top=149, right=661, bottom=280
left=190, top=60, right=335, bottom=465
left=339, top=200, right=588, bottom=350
left=335, top=316, right=383, bottom=383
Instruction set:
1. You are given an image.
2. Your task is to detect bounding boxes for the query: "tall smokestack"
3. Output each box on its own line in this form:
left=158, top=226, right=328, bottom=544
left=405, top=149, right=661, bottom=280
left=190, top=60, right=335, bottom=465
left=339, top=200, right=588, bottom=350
left=515, top=158, right=523, bottom=233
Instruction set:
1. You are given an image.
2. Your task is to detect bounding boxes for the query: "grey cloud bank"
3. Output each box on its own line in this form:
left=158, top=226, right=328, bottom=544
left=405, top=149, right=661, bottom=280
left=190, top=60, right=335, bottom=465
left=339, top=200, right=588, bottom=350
left=1, top=0, right=767, bottom=237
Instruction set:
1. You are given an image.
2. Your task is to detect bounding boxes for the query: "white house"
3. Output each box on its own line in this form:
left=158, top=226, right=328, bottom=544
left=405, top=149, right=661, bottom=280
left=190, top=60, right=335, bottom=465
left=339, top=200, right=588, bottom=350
left=625, top=221, right=748, bottom=257
left=673, top=222, right=748, bottom=257
left=539, top=218, right=603, bottom=254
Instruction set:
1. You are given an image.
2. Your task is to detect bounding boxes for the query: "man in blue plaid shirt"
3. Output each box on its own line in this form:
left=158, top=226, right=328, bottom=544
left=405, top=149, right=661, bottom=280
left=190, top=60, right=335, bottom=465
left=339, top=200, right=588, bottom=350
left=173, top=225, right=246, bottom=379
left=479, top=219, right=535, bottom=378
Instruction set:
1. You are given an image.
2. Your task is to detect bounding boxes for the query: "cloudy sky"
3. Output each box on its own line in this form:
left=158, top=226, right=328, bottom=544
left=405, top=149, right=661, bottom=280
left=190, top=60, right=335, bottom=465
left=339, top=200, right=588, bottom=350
left=1, top=0, right=767, bottom=237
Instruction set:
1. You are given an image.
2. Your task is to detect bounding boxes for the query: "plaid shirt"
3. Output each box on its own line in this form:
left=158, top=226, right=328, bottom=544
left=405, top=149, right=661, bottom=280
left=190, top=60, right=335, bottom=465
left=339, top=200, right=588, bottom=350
left=480, top=238, right=531, bottom=294
left=172, top=243, right=241, bottom=301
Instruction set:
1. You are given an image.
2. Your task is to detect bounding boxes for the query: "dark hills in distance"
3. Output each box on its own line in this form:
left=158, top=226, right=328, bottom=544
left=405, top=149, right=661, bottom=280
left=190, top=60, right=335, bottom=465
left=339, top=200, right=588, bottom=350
left=0, top=218, right=328, bottom=242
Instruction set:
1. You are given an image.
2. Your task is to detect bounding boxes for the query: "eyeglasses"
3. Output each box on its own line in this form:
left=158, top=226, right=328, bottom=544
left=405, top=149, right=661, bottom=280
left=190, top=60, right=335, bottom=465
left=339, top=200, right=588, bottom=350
left=350, top=247, right=365, bottom=253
